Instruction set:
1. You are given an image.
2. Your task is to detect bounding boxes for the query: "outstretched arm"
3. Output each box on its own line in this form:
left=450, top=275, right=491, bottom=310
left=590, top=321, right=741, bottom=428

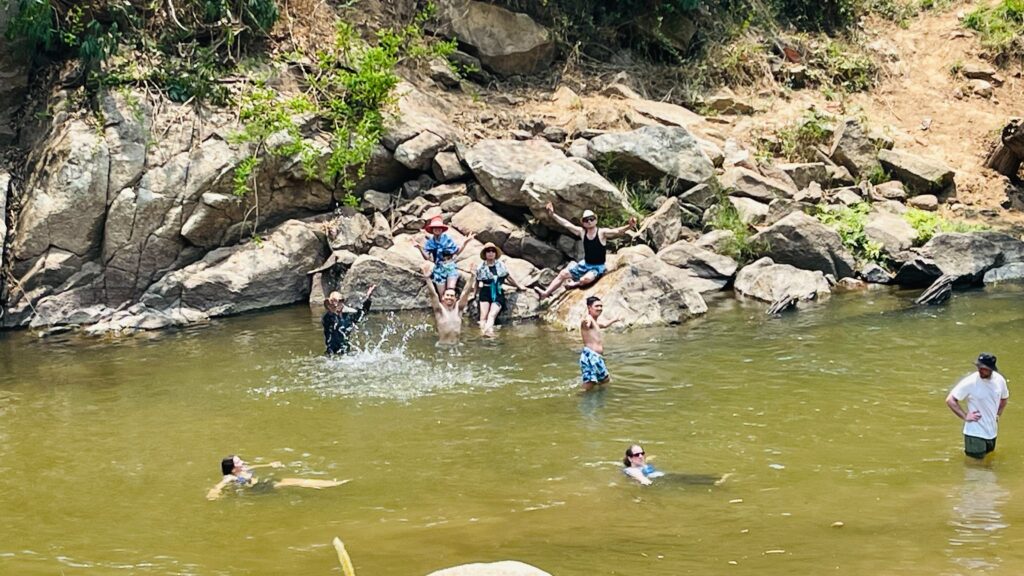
left=412, top=236, right=432, bottom=261
left=599, top=317, right=622, bottom=329
left=546, top=202, right=583, bottom=237
left=602, top=217, right=637, bottom=240
left=458, top=274, right=475, bottom=309
left=207, top=477, right=233, bottom=500
left=246, top=461, right=283, bottom=470
left=453, top=233, right=476, bottom=257
left=354, top=284, right=377, bottom=323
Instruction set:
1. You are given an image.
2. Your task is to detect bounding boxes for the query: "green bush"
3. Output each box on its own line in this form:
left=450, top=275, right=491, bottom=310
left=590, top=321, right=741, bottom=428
left=815, top=203, right=884, bottom=262
left=707, top=193, right=763, bottom=263
left=903, top=208, right=990, bottom=244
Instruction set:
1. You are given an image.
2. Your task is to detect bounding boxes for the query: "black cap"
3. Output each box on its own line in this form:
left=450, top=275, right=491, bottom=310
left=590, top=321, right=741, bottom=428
left=975, top=353, right=998, bottom=372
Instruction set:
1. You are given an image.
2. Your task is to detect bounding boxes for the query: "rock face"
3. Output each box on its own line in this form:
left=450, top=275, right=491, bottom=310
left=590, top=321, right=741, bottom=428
left=435, top=0, right=555, bottom=76
left=751, top=211, right=856, bottom=278
left=450, top=201, right=518, bottom=248
left=829, top=117, right=892, bottom=178
left=463, top=139, right=564, bottom=205
left=339, top=249, right=432, bottom=311
left=426, top=561, right=552, bottom=576
left=588, top=125, right=714, bottom=188
left=721, top=167, right=796, bottom=202
left=657, top=240, right=738, bottom=280
left=734, top=257, right=831, bottom=302
left=521, top=159, right=633, bottom=228
left=894, top=233, right=1003, bottom=287
left=877, top=149, right=955, bottom=195
left=637, top=198, right=684, bottom=251
left=543, top=257, right=708, bottom=329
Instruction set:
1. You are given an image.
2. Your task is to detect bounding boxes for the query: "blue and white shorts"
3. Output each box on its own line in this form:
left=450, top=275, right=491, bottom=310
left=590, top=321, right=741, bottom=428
left=568, top=260, right=606, bottom=282
left=579, top=346, right=609, bottom=384
left=431, top=261, right=459, bottom=284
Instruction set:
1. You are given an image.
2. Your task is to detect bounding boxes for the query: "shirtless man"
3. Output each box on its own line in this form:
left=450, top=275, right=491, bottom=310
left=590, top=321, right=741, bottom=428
left=424, top=274, right=474, bottom=346
left=579, top=295, right=621, bottom=391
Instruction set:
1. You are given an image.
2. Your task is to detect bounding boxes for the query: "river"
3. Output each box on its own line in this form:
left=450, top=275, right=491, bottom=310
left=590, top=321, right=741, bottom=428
left=2, top=286, right=1024, bottom=575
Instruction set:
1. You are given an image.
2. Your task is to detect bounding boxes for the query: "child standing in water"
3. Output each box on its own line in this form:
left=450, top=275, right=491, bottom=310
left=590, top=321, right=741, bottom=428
left=414, top=216, right=474, bottom=297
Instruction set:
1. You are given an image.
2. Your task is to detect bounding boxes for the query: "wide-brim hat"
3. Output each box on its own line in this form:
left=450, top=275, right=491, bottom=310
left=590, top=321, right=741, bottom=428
left=581, top=209, right=597, bottom=221
left=975, top=353, right=998, bottom=371
left=423, top=215, right=448, bottom=233
left=479, top=242, right=503, bottom=259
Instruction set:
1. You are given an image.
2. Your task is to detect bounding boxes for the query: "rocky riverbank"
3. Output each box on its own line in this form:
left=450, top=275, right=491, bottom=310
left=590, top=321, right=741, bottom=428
left=1, top=0, right=1023, bottom=337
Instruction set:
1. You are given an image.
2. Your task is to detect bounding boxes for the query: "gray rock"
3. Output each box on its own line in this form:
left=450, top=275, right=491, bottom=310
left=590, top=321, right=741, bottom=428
left=426, top=560, right=552, bottom=576
left=440, top=195, right=473, bottom=213
left=394, top=130, right=448, bottom=171
left=894, top=233, right=1003, bottom=287
left=432, top=151, right=468, bottom=182
left=831, top=187, right=864, bottom=206
left=542, top=125, right=568, bottom=143
left=721, top=167, right=797, bottom=202
left=434, top=0, right=555, bottom=76
left=870, top=180, right=907, bottom=201
left=694, top=229, right=737, bottom=254
left=751, top=211, right=856, bottom=279
left=728, top=196, right=770, bottom=225
left=588, top=125, right=714, bottom=188
left=521, top=158, right=633, bottom=230
left=793, top=182, right=824, bottom=204
left=984, top=263, right=1024, bottom=284
left=864, top=209, right=917, bottom=258
left=678, top=183, right=717, bottom=209
left=327, top=210, right=375, bottom=253
left=450, top=202, right=519, bottom=247
left=338, top=249, right=431, bottom=311
left=568, top=138, right=592, bottom=160
left=543, top=257, right=708, bottom=329
left=658, top=240, right=738, bottom=279
left=354, top=144, right=413, bottom=194
left=975, top=231, right=1024, bottom=263
left=907, top=194, right=939, bottom=211
left=423, top=183, right=468, bottom=204
left=637, top=197, right=684, bottom=251
left=463, top=139, right=565, bottom=205
left=517, top=234, right=564, bottom=270
left=877, top=149, right=955, bottom=195
left=860, top=262, right=894, bottom=284
left=734, top=257, right=831, bottom=302
left=778, top=162, right=828, bottom=190
left=361, top=190, right=393, bottom=213
left=829, top=117, right=892, bottom=178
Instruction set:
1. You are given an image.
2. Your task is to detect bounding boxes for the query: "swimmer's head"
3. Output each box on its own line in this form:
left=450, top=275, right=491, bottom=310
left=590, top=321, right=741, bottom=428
left=221, top=455, right=242, bottom=476
left=325, top=291, right=344, bottom=312
left=623, top=445, right=645, bottom=467
left=586, top=295, right=603, bottom=317
left=441, top=287, right=458, bottom=307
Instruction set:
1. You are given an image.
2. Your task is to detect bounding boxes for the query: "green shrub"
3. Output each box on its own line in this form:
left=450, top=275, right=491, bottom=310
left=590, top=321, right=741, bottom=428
left=963, top=0, right=1024, bottom=64
left=707, top=193, right=763, bottom=263
left=814, top=202, right=885, bottom=262
left=903, top=208, right=990, bottom=244
left=808, top=38, right=878, bottom=92
left=755, top=109, right=834, bottom=163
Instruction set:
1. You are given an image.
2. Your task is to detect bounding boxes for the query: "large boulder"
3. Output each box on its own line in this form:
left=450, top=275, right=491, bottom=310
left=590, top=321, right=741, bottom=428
left=778, top=162, right=828, bottom=190
left=734, top=257, right=831, bottom=302
left=829, top=117, right=892, bottom=178
left=658, top=240, right=738, bottom=279
left=462, top=139, right=565, bottom=206
left=521, top=159, right=633, bottom=230
left=394, top=130, right=448, bottom=171
left=588, top=125, right=714, bottom=188
left=140, top=220, right=327, bottom=316
left=542, top=257, right=708, bottom=329
left=434, top=0, right=555, bottom=76
left=863, top=208, right=917, bottom=259
left=894, top=233, right=1003, bottom=287
left=975, top=231, right=1024, bottom=263
left=984, top=263, right=1024, bottom=284
left=637, top=198, right=684, bottom=251
left=751, top=211, right=856, bottom=279
left=727, top=196, right=769, bottom=225
left=338, top=249, right=433, bottom=310
left=721, top=167, right=797, bottom=202
left=450, top=202, right=518, bottom=247
left=426, top=561, right=552, bottom=576
left=877, top=149, right=955, bottom=195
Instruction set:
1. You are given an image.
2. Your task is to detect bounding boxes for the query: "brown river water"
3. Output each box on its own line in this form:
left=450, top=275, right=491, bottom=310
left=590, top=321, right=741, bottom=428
left=2, top=286, right=1024, bottom=575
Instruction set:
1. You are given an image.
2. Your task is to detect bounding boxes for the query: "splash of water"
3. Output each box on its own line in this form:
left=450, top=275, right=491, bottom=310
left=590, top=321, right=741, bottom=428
left=253, top=315, right=499, bottom=402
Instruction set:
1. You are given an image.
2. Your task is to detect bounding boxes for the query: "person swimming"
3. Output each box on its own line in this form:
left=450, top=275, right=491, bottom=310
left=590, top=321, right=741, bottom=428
left=207, top=455, right=349, bottom=500
left=621, top=444, right=731, bottom=487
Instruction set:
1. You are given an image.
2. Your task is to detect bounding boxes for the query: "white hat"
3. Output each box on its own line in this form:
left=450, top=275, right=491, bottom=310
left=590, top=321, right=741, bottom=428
left=581, top=209, right=597, bottom=220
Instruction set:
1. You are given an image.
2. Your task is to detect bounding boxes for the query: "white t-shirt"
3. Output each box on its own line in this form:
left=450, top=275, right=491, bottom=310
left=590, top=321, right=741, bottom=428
left=950, top=371, right=1009, bottom=439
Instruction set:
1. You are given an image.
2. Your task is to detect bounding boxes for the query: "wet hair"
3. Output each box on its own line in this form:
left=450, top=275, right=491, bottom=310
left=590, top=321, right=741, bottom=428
left=221, top=455, right=236, bottom=476
left=622, top=445, right=643, bottom=467
left=586, top=296, right=602, bottom=307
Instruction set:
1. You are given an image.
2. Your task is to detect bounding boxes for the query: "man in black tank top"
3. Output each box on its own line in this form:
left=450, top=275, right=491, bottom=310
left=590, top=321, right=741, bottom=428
left=534, top=203, right=636, bottom=300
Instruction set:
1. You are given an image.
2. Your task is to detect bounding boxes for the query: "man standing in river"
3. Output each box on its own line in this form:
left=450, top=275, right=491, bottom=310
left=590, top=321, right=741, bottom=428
left=534, top=203, right=636, bottom=300
left=424, top=274, right=474, bottom=346
left=946, top=353, right=1008, bottom=460
left=579, top=295, right=621, bottom=391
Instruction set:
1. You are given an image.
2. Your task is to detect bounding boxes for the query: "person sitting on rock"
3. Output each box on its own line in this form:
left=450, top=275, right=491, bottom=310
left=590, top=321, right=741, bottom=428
left=424, top=272, right=475, bottom=346
left=207, top=455, right=349, bottom=500
left=475, top=242, right=527, bottom=338
left=413, top=215, right=474, bottom=297
left=534, top=203, right=636, bottom=300
left=322, top=284, right=376, bottom=356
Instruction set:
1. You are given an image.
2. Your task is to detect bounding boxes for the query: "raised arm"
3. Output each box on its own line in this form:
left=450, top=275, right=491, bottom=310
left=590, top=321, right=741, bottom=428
left=424, top=276, right=442, bottom=310
left=453, top=233, right=476, bottom=257
left=354, top=284, right=377, bottom=323
left=458, top=274, right=475, bottom=309
left=546, top=202, right=583, bottom=237
left=412, top=236, right=432, bottom=261
left=602, top=217, right=637, bottom=241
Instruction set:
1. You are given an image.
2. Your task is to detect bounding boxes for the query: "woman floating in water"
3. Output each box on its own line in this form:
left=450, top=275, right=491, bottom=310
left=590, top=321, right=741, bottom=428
left=622, top=444, right=731, bottom=487
left=207, top=455, right=349, bottom=500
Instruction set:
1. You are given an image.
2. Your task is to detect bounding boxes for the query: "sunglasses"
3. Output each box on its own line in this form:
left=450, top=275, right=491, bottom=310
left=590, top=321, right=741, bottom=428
left=582, top=216, right=597, bottom=223
left=630, top=451, right=645, bottom=457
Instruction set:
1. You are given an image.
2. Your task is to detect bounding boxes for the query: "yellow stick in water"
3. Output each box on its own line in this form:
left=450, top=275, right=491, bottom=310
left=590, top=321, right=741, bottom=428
left=332, top=537, right=356, bottom=576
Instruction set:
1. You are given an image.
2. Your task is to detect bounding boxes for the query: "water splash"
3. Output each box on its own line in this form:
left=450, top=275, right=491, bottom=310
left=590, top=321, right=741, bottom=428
left=252, top=316, right=499, bottom=402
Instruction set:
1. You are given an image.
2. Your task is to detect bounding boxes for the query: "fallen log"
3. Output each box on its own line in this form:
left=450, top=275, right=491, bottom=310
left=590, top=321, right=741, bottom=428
left=985, top=118, right=1024, bottom=181
left=767, top=294, right=799, bottom=314
left=915, top=274, right=955, bottom=305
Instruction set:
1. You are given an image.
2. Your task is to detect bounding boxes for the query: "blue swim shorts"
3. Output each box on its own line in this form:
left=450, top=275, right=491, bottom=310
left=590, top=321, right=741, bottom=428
left=579, top=346, right=610, bottom=384
left=568, top=260, right=607, bottom=282
left=431, top=261, right=459, bottom=284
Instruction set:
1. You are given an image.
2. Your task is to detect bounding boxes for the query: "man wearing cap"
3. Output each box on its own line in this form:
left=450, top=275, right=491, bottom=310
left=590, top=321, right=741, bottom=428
left=322, top=284, right=377, bottom=355
left=946, top=353, right=1009, bottom=459
left=475, top=242, right=527, bottom=338
left=534, top=202, right=636, bottom=300
left=413, top=215, right=475, bottom=297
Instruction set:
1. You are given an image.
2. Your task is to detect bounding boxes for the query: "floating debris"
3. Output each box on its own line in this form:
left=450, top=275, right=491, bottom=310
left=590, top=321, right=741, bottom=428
left=831, top=521, right=845, bottom=528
